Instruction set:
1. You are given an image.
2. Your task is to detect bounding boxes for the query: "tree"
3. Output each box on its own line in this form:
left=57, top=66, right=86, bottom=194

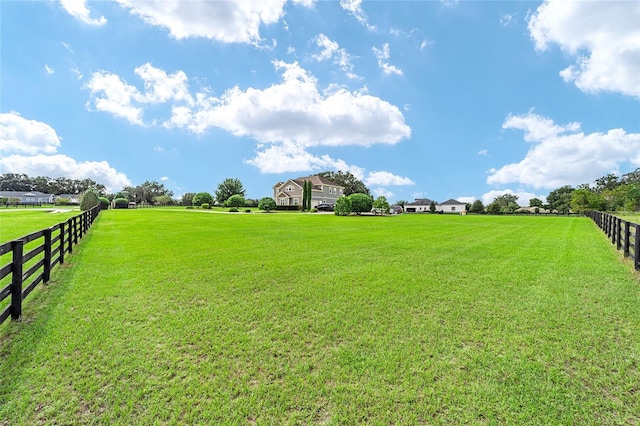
left=334, top=195, right=351, bottom=216
left=215, top=178, right=246, bottom=205
left=181, top=192, right=195, bottom=206
left=571, top=188, right=606, bottom=213
left=469, top=200, right=485, bottom=214
left=429, top=200, right=436, bottom=213
left=486, top=194, right=519, bottom=214
left=80, top=189, right=100, bottom=211
left=154, top=195, right=173, bottom=205
left=348, top=193, right=373, bottom=215
left=315, top=170, right=370, bottom=196
left=306, top=180, right=312, bottom=210
left=302, top=180, right=309, bottom=211
left=226, top=194, right=245, bottom=208
left=547, top=185, right=574, bottom=213
left=529, top=198, right=544, bottom=208
left=258, top=197, right=277, bottom=212
left=193, top=192, right=214, bottom=206
left=372, top=196, right=390, bottom=214
left=395, top=200, right=408, bottom=209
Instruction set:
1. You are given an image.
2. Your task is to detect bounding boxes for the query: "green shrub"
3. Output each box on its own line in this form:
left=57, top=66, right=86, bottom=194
left=348, top=193, right=373, bottom=215
left=80, top=189, right=100, bottom=211
left=244, top=209, right=251, bottom=213
left=201, top=203, right=210, bottom=209
left=226, top=194, right=245, bottom=208
left=186, top=206, right=194, bottom=209
left=99, top=197, right=110, bottom=210
left=193, top=192, right=214, bottom=206
left=229, top=208, right=239, bottom=212
left=113, top=198, right=129, bottom=209
left=335, top=196, right=352, bottom=216
left=258, top=197, right=277, bottom=212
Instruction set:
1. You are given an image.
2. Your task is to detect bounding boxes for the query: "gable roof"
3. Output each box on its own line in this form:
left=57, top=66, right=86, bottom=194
left=406, top=198, right=434, bottom=206
left=292, top=175, right=344, bottom=190
left=439, top=199, right=465, bottom=205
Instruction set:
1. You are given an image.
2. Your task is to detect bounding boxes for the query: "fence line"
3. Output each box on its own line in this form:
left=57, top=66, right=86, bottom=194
left=0, top=205, right=101, bottom=325
left=585, top=211, right=640, bottom=272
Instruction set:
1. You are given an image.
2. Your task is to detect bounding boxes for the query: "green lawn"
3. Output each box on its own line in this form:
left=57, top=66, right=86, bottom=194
left=1, top=211, right=638, bottom=424
left=0, top=209, right=80, bottom=243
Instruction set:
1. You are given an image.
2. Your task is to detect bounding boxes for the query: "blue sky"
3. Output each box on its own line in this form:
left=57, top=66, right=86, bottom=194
left=1, top=0, right=639, bottom=205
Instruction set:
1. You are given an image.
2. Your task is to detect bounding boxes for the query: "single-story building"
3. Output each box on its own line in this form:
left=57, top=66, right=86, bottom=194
left=404, top=198, right=467, bottom=214
left=0, top=191, right=56, bottom=204
left=404, top=198, right=435, bottom=213
left=273, top=175, right=345, bottom=208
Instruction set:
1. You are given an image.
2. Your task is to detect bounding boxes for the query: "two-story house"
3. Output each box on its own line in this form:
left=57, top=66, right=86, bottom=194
left=273, top=175, right=345, bottom=208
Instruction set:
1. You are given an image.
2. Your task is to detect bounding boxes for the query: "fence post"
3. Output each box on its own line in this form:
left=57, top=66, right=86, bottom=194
left=43, top=228, right=52, bottom=283
left=59, top=222, right=65, bottom=264
left=635, top=223, right=640, bottom=272
left=623, top=221, right=631, bottom=257
left=615, top=217, right=621, bottom=247
left=73, top=216, right=78, bottom=245
left=67, top=218, right=73, bottom=254
left=11, top=240, right=24, bottom=321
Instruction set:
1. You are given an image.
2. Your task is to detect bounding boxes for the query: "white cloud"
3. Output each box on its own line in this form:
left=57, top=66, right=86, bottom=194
left=0, top=113, right=130, bottom=192
left=0, top=112, right=61, bottom=155
left=481, top=189, right=546, bottom=207
left=60, top=0, right=106, bottom=26
left=457, top=196, right=476, bottom=204
left=246, top=141, right=362, bottom=175
left=528, top=0, right=640, bottom=98
left=340, top=0, right=376, bottom=31
left=478, top=149, right=488, bottom=156
left=372, top=43, right=403, bottom=76
left=113, top=0, right=311, bottom=45
left=487, top=111, right=640, bottom=189
left=45, top=65, right=55, bottom=75
left=86, top=61, right=410, bottom=175
left=365, top=171, right=414, bottom=186
left=85, top=71, right=145, bottom=125
left=164, top=61, right=410, bottom=149
left=371, top=187, right=394, bottom=199
left=85, top=63, right=193, bottom=125
left=500, top=13, right=516, bottom=28
left=313, top=34, right=356, bottom=78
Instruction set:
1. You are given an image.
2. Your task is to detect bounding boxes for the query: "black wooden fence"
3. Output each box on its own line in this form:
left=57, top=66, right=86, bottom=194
left=585, top=211, right=640, bottom=271
left=0, top=205, right=101, bottom=325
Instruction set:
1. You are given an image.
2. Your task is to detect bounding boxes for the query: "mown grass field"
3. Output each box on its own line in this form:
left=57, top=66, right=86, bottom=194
left=0, top=209, right=80, bottom=243
left=1, top=210, right=638, bottom=424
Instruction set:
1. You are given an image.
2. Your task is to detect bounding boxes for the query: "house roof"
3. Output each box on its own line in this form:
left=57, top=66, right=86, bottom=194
left=0, top=191, right=54, bottom=197
left=405, top=198, right=434, bottom=206
left=292, top=175, right=344, bottom=190
left=439, top=198, right=465, bottom=205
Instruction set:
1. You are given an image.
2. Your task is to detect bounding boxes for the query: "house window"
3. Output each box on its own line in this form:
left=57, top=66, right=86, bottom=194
left=329, top=187, right=333, bottom=194
left=452, top=206, right=456, bottom=211
left=294, top=198, right=299, bottom=205
left=286, top=185, right=293, bottom=191
left=280, top=198, right=286, bottom=205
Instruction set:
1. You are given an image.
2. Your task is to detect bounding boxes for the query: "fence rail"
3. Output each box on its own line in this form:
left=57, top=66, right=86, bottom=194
left=585, top=211, right=640, bottom=271
left=0, top=205, right=101, bottom=325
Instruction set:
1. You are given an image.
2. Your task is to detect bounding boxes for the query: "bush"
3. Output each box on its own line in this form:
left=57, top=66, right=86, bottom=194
left=226, top=194, right=245, bottom=208
left=258, top=197, right=277, bottom=212
left=201, top=203, right=210, bottom=209
left=56, top=197, right=72, bottom=206
left=113, top=198, right=129, bottom=209
left=244, top=209, right=251, bottom=213
left=99, top=197, right=110, bottom=210
left=186, top=206, right=194, bottom=209
left=348, top=193, right=373, bottom=215
left=229, top=208, right=239, bottom=212
left=335, top=196, right=352, bottom=216
left=80, top=189, right=100, bottom=211
left=193, top=192, right=214, bottom=206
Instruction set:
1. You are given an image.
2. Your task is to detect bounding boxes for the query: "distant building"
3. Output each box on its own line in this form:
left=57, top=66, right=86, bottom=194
left=404, top=198, right=467, bottom=214
left=0, top=191, right=56, bottom=203
left=273, top=175, right=345, bottom=208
